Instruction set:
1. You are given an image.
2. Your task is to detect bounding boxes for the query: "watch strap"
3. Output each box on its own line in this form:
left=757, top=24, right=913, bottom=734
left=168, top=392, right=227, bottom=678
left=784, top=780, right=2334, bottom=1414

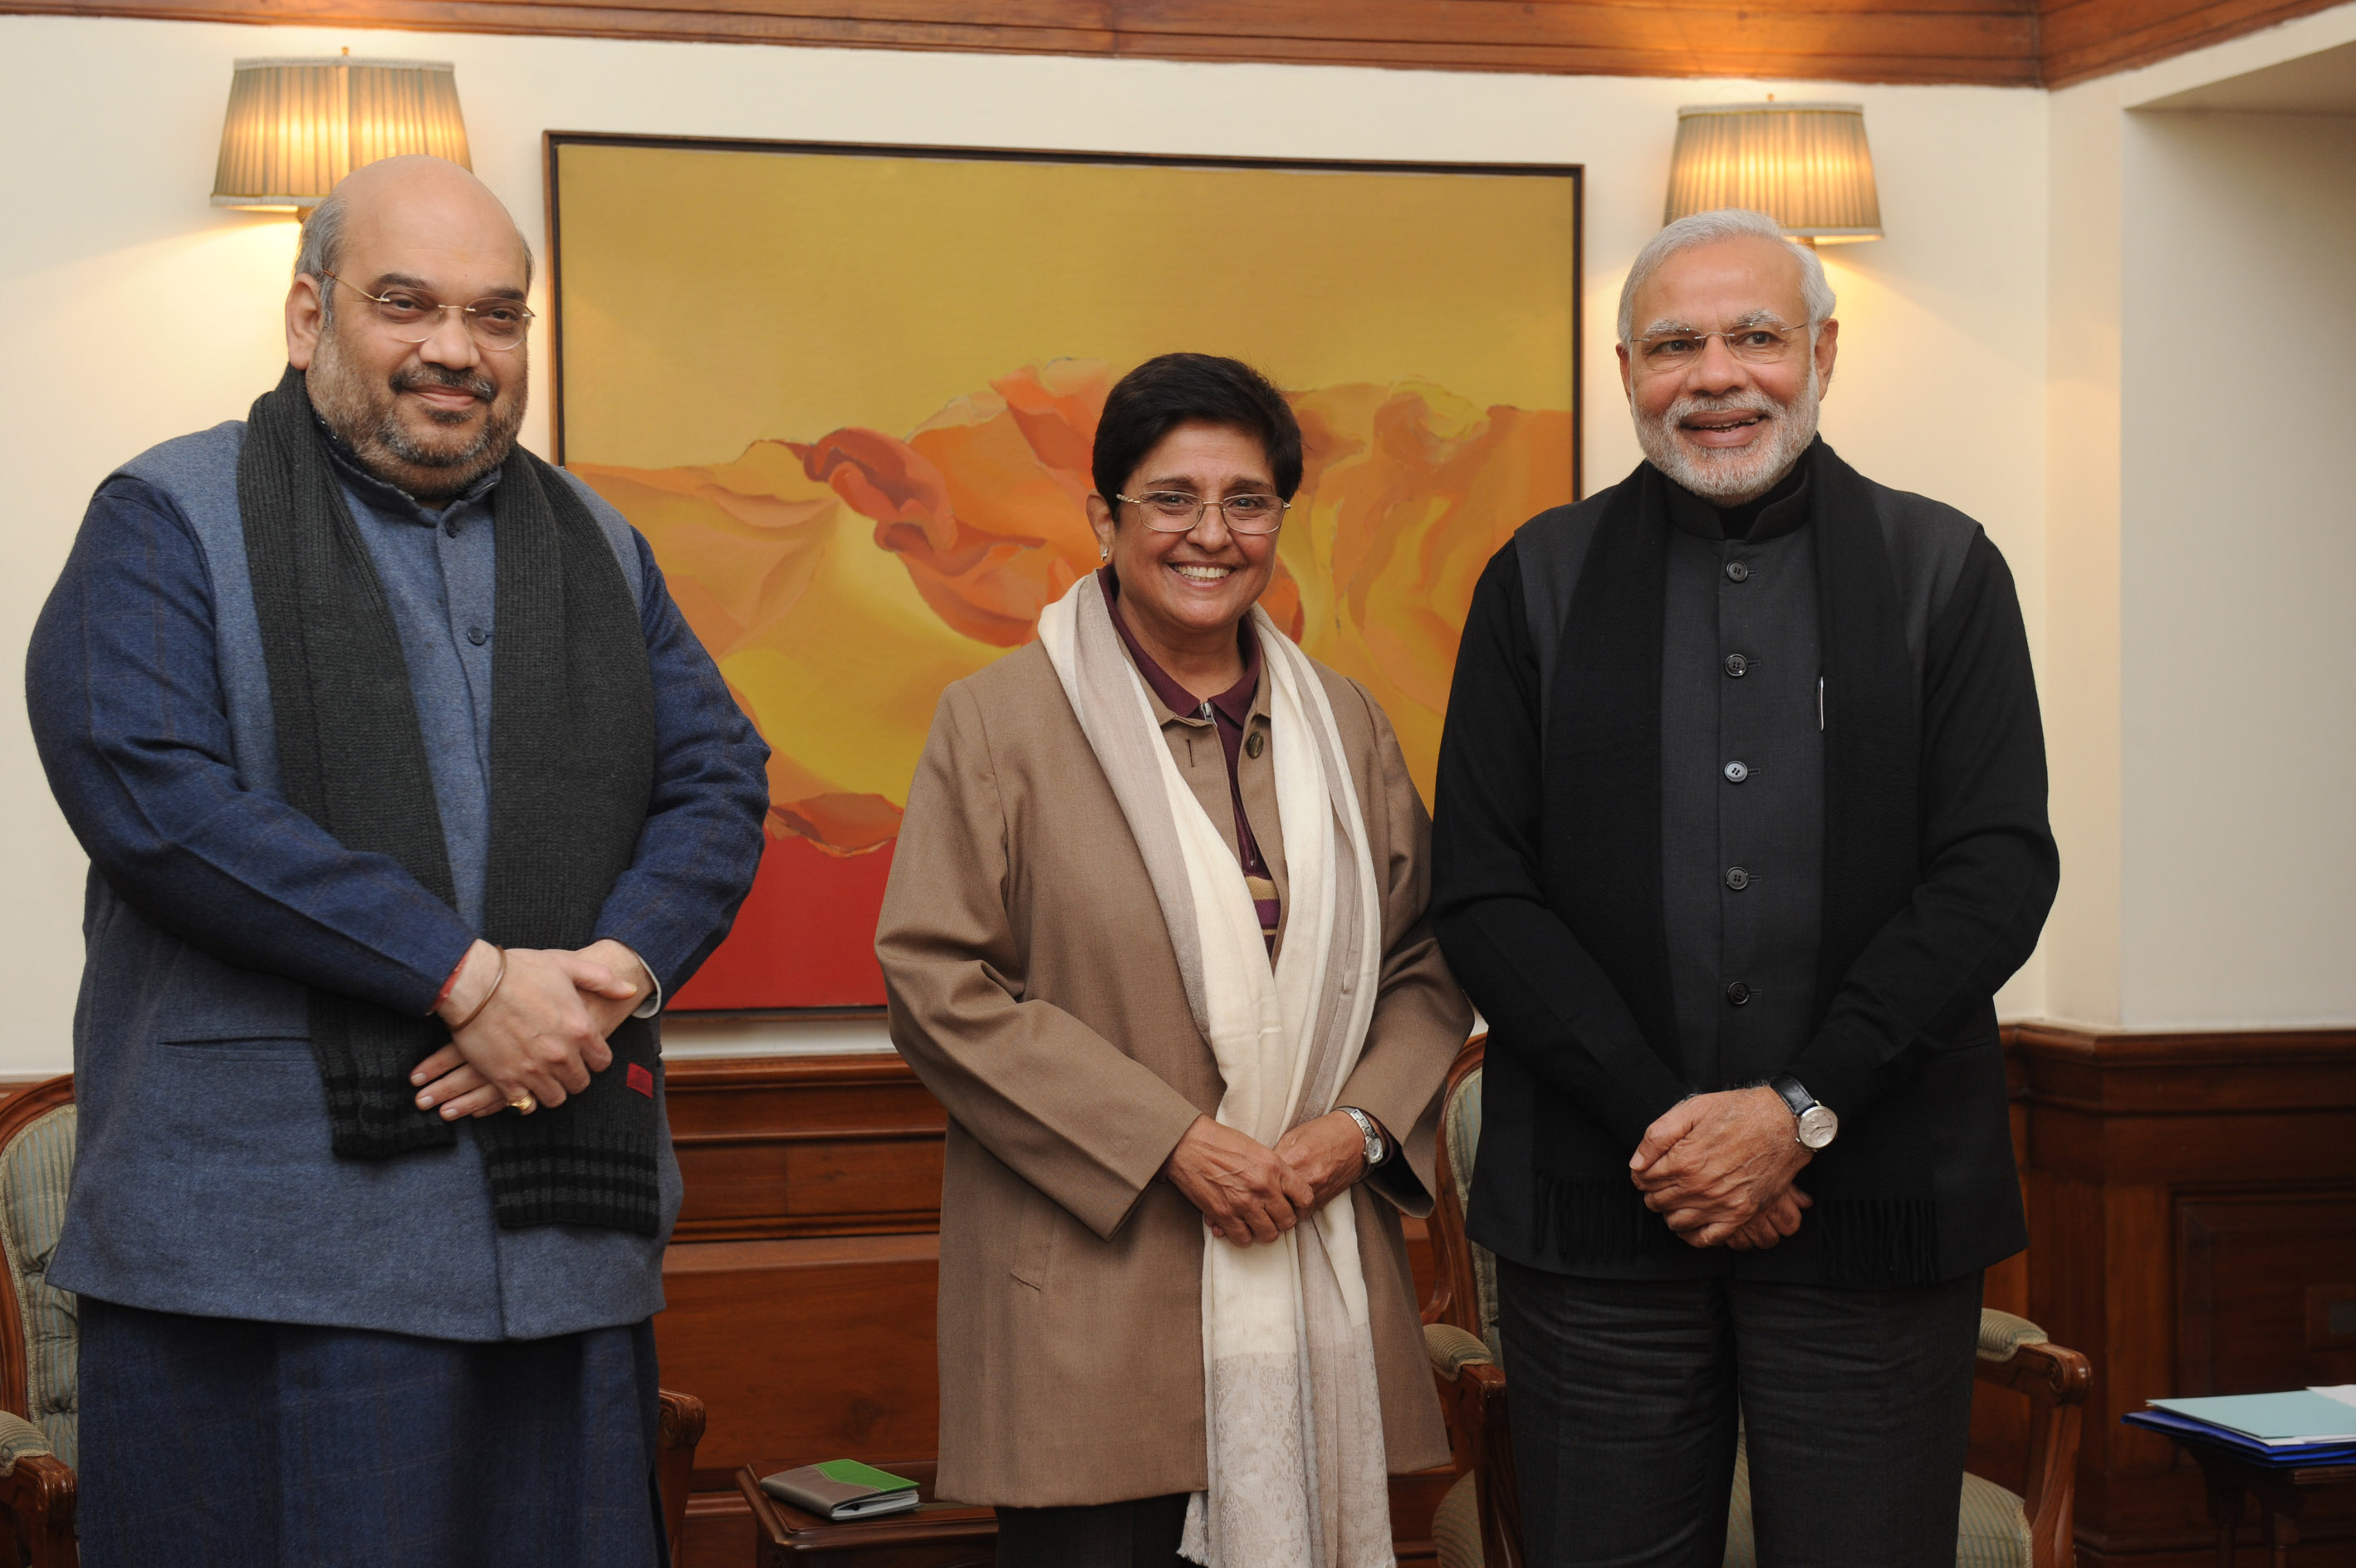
left=1767, top=1075, right=1818, bottom=1117
left=1340, top=1106, right=1388, bottom=1168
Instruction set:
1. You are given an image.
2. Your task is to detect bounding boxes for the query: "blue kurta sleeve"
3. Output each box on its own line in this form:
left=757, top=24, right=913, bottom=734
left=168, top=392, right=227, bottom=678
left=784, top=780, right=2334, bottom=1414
left=587, top=529, right=771, bottom=998
left=26, top=476, right=477, bottom=1015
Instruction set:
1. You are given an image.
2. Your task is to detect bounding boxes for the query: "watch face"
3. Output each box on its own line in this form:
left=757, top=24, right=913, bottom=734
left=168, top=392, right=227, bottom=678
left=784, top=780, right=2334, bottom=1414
left=1797, top=1105, right=1839, bottom=1149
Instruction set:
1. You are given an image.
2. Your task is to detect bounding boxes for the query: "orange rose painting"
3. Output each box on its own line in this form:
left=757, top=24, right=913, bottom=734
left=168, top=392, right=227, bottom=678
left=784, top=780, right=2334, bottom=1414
left=573, top=362, right=1570, bottom=1007
left=547, top=135, right=1580, bottom=1007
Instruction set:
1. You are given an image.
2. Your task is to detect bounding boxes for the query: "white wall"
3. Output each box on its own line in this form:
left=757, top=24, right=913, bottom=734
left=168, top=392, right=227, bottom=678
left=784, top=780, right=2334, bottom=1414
left=2118, top=108, right=2356, bottom=1027
left=2040, top=78, right=2128, bottom=1028
left=2037, top=1, right=2356, bottom=1030
left=0, top=13, right=2047, bottom=1070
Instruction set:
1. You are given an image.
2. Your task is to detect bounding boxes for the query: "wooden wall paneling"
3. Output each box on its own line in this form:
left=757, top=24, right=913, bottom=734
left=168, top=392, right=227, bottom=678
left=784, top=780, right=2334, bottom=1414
left=2177, top=1193, right=2356, bottom=1398
left=2038, top=0, right=2356, bottom=87
left=667, top=1052, right=945, bottom=1241
left=658, top=1231, right=944, bottom=1485
left=2008, top=1026, right=2356, bottom=1568
left=656, top=1051, right=1443, bottom=1566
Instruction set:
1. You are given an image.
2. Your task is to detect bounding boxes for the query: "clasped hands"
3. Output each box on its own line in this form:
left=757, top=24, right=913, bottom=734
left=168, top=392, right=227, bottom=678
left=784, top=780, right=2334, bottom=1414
left=409, top=938, right=653, bottom=1120
left=1162, top=1110, right=1369, bottom=1245
left=1629, top=1086, right=1814, bottom=1251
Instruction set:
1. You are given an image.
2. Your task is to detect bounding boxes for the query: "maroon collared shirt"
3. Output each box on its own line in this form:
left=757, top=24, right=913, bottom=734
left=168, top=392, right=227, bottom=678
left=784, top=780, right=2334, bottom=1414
left=1098, top=569, right=1281, bottom=956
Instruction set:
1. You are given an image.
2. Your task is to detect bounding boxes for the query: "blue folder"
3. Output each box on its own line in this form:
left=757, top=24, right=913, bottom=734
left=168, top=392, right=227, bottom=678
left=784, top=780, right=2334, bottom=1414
left=2125, top=1406, right=2356, bottom=1468
left=2148, top=1391, right=2356, bottom=1446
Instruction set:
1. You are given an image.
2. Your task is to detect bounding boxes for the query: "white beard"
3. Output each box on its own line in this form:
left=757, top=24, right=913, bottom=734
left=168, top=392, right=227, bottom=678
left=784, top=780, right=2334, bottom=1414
left=1634, top=372, right=1820, bottom=503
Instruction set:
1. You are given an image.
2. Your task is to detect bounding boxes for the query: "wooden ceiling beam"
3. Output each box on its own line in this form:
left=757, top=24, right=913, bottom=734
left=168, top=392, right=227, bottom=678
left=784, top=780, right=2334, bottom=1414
left=0, top=0, right=2335, bottom=96
left=2038, top=0, right=2351, bottom=87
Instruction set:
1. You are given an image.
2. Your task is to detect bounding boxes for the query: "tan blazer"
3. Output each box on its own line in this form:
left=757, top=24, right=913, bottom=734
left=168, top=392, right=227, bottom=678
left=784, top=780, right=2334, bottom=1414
left=878, top=637, right=1472, bottom=1507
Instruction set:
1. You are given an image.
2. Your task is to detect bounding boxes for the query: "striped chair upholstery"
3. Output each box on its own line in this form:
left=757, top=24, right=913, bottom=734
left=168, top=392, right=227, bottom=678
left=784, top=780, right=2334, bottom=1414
left=0, top=1105, right=76, bottom=1470
left=1722, top=1432, right=2033, bottom=1568
left=1433, top=1472, right=1484, bottom=1568
left=1433, top=1061, right=2038, bottom=1568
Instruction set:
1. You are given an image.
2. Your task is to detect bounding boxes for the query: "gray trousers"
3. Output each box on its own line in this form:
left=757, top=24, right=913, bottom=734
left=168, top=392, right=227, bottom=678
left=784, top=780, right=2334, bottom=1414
left=1497, top=1259, right=1982, bottom=1568
left=994, top=1492, right=1190, bottom=1568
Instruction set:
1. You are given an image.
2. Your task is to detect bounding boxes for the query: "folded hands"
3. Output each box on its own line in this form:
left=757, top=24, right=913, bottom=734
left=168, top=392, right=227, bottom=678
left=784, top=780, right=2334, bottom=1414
left=1162, top=1110, right=1368, bottom=1245
left=1629, top=1085, right=1814, bottom=1251
left=409, top=937, right=654, bottom=1120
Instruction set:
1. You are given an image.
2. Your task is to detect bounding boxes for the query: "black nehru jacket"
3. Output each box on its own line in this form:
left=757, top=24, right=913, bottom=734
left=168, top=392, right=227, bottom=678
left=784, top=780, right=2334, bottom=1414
left=1431, top=439, right=2058, bottom=1287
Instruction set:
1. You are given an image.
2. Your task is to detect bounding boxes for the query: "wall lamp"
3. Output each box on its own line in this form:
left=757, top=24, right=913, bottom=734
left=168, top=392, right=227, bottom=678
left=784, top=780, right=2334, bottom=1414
left=1664, top=101, right=1883, bottom=244
left=211, top=52, right=472, bottom=212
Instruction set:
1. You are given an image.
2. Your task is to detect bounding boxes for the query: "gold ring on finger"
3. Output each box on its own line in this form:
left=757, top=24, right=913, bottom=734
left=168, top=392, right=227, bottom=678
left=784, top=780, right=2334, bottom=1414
left=509, top=1094, right=537, bottom=1115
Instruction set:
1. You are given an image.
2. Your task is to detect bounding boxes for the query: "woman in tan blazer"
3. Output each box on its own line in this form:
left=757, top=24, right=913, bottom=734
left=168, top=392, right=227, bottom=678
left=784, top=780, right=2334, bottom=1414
left=878, top=353, right=1472, bottom=1568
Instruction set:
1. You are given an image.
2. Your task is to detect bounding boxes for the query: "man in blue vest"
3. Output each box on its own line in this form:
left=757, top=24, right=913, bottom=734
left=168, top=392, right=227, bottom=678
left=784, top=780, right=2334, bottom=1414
left=27, top=154, right=770, bottom=1564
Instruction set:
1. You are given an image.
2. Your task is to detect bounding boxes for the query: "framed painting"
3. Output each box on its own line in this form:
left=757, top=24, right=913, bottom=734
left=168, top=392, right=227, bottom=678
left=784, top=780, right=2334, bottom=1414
left=546, top=133, right=1582, bottom=1012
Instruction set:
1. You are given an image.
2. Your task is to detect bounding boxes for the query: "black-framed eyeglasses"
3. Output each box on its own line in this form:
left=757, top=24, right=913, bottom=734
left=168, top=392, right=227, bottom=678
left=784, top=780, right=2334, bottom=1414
left=1634, top=322, right=1813, bottom=370
left=320, top=274, right=535, bottom=351
left=1116, top=491, right=1291, bottom=536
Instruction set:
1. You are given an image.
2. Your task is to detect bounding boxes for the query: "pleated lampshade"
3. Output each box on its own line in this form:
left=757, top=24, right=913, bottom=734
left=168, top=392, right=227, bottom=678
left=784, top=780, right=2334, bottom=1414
left=211, top=56, right=471, bottom=211
left=1663, top=102, right=1883, bottom=243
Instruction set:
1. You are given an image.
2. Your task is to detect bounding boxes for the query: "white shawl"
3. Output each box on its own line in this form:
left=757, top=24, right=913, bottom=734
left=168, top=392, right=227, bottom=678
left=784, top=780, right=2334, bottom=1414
left=1037, top=575, right=1393, bottom=1568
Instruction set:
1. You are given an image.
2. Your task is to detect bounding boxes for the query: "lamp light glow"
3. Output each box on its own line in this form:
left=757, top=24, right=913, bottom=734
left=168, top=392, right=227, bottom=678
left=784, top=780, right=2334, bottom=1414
left=211, top=56, right=471, bottom=212
left=1664, top=102, right=1883, bottom=243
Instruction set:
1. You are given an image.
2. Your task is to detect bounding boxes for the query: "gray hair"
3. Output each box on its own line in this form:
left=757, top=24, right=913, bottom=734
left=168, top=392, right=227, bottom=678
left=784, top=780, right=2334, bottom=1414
left=294, top=193, right=349, bottom=320
left=1618, top=208, right=1835, bottom=345
left=293, top=184, right=536, bottom=323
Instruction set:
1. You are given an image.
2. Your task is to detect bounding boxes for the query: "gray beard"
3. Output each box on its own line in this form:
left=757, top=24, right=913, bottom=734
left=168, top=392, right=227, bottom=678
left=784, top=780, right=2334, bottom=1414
left=1634, top=377, right=1820, bottom=504
left=308, top=331, right=526, bottom=503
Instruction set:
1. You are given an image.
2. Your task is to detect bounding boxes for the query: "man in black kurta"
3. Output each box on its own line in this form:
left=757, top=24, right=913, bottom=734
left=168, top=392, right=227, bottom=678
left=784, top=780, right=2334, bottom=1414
left=1432, top=208, right=2057, bottom=1565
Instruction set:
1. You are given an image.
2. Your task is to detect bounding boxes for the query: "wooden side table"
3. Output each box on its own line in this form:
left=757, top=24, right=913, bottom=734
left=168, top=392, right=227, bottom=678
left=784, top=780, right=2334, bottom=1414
left=736, top=1460, right=997, bottom=1566
left=2163, top=1435, right=2356, bottom=1568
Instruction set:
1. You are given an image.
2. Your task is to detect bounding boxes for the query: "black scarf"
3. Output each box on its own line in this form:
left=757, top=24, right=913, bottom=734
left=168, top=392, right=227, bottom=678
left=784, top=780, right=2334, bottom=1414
left=238, top=365, right=663, bottom=1234
left=1536, top=444, right=1935, bottom=1281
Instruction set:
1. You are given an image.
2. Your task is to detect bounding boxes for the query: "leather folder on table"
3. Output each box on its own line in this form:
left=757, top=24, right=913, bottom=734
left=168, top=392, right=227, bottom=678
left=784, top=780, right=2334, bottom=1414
left=758, top=1460, right=923, bottom=1521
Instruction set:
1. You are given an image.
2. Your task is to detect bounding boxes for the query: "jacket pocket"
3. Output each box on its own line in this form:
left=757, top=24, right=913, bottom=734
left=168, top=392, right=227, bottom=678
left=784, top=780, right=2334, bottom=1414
left=154, top=1032, right=313, bottom=1061
left=1009, top=1186, right=1058, bottom=1291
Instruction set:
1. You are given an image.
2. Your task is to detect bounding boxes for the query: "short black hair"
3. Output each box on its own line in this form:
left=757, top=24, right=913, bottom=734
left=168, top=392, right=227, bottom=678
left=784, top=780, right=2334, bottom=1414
left=1091, top=353, right=1303, bottom=507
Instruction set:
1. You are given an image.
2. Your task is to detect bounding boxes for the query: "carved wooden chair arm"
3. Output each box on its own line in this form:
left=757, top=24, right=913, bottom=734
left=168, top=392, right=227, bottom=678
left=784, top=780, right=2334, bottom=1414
left=0, top=1451, right=76, bottom=1568
left=655, top=1389, right=708, bottom=1568
left=1976, top=1338, right=2094, bottom=1405
left=1422, top=1327, right=1523, bottom=1568
left=1971, top=1319, right=2090, bottom=1568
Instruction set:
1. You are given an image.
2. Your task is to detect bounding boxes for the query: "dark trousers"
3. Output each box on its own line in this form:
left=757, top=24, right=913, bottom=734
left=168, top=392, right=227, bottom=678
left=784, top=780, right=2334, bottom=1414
left=1497, top=1259, right=1982, bottom=1568
left=77, top=1298, right=668, bottom=1568
left=994, top=1492, right=1190, bottom=1568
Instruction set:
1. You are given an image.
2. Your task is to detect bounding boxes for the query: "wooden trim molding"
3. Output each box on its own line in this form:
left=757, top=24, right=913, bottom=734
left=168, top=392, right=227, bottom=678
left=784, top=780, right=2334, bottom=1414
left=2003, top=1024, right=2356, bottom=1567
left=2, top=0, right=2336, bottom=90
left=2037, top=0, right=2354, bottom=87
left=0, top=0, right=2044, bottom=86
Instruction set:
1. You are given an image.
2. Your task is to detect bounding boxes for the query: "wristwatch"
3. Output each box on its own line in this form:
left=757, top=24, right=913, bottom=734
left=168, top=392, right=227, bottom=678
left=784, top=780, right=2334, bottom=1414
left=1768, top=1076, right=1839, bottom=1150
left=1340, top=1107, right=1389, bottom=1170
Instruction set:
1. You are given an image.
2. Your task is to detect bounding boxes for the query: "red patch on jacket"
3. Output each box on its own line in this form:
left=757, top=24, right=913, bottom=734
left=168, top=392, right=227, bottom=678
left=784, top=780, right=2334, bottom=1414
left=627, top=1063, right=655, bottom=1098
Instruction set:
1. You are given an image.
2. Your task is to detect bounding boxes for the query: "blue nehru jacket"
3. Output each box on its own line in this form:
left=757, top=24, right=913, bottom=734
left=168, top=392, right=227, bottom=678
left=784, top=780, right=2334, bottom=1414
left=25, top=419, right=771, bottom=1341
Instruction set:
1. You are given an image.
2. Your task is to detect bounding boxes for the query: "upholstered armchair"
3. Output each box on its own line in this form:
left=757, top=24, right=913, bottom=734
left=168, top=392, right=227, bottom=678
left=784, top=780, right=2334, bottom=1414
left=0, top=1074, right=709, bottom=1568
left=1422, top=1041, right=2094, bottom=1568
